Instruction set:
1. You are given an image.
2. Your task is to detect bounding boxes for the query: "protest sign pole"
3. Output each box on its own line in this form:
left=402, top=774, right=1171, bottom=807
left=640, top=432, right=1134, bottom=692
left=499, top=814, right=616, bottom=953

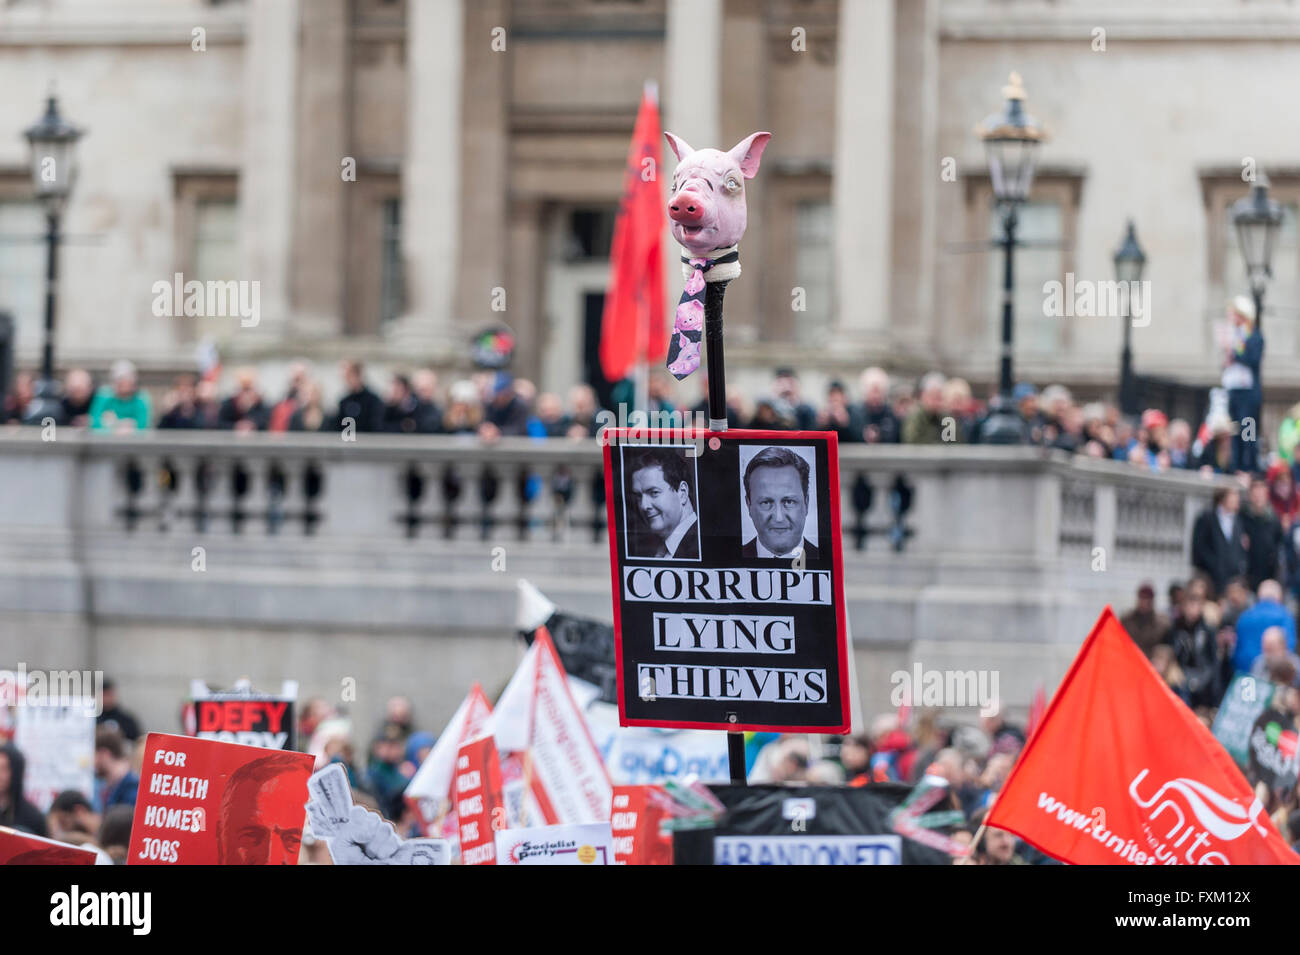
left=703, top=279, right=747, bottom=786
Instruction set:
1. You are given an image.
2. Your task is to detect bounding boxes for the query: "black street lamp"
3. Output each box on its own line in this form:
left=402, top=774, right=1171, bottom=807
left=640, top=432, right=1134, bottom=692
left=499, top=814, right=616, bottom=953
left=21, top=95, right=83, bottom=426
left=1114, top=220, right=1145, bottom=416
left=1231, top=175, right=1282, bottom=338
left=975, top=73, right=1047, bottom=444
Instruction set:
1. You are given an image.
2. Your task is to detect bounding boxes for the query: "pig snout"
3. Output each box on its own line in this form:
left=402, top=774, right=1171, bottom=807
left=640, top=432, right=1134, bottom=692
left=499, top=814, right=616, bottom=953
left=668, top=190, right=707, bottom=225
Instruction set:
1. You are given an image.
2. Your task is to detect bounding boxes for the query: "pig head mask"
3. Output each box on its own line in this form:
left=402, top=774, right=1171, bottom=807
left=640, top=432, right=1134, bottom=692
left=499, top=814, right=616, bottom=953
left=664, top=130, right=771, bottom=380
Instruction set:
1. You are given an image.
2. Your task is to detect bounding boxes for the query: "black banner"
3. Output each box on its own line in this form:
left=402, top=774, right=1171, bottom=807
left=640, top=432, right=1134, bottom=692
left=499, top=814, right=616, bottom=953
left=672, top=784, right=951, bottom=865
left=603, top=429, right=849, bottom=732
left=523, top=611, right=618, bottom=704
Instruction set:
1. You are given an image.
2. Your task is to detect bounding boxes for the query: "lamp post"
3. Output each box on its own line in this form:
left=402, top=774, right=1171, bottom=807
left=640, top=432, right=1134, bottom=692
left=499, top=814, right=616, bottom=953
left=1114, top=220, right=1145, bottom=416
left=1231, top=175, right=1282, bottom=338
left=21, top=95, right=82, bottom=426
left=976, top=73, right=1047, bottom=444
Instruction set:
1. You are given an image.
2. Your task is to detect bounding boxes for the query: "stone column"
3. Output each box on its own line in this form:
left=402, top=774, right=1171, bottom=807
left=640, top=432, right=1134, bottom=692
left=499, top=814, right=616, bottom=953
left=890, top=0, right=938, bottom=359
left=289, top=0, right=350, bottom=338
left=663, top=0, right=723, bottom=361
left=452, top=0, right=509, bottom=349
left=239, top=0, right=299, bottom=339
left=831, top=0, right=894, bottom=356
left=388, top=0, right=464, bottom=355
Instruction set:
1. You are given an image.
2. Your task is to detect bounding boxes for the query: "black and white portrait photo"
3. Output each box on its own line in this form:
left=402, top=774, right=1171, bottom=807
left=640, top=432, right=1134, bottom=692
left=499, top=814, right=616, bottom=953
left=622, top=445, right=701, bottom=560
left=739, top=445, right=820, bottom=560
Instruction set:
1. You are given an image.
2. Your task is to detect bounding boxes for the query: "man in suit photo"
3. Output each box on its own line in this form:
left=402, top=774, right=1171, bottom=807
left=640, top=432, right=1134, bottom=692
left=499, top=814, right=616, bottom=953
left=626, top=447, right=700, bottom=559
left=742, top=446, right=819, bottom=559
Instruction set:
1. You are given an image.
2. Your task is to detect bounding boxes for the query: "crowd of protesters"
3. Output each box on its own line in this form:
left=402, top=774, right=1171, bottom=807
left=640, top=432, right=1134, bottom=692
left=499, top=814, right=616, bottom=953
left=1, top=356, right=1289, bottom=482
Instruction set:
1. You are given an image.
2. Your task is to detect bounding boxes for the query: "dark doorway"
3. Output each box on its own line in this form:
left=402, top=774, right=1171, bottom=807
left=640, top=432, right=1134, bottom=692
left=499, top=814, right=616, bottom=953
left=581, top=290, right=615, bottom=410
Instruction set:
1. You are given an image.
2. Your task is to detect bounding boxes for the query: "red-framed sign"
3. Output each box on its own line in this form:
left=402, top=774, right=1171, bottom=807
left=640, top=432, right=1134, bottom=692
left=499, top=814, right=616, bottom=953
left=602, top=428, right=850, bottom=733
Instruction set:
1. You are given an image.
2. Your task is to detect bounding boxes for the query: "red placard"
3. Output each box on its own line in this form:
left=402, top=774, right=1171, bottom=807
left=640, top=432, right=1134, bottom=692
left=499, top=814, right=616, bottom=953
left=602, top=428, right=850, bottom=733
left=0, top=827, right=97, bottom=865
left=610, top=785, right=673, bottom=865
left=128, top=732, right=313, bottom=865
left=455, top=734, right=506, bottom=866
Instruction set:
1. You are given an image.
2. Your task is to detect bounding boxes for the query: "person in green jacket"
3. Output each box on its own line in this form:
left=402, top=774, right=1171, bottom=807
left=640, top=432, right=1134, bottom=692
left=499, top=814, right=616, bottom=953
left=1278, top=401, right=1300, bottom=470
left=89, top=360, right=151, bottom=432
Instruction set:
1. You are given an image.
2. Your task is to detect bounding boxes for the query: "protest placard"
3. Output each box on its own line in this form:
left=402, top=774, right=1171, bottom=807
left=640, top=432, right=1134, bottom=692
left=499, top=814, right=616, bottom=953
left=455, top=734, right=506, bottom=866
left=603, top=429, right=849, bottom=732
left=1212, top=672, right=1276, bottom=767
left=13, top=697, right=95, bottom=812
left=494, top=822, right=615, bottom=865
left=183, top=681, right=297, bottom=750
left=0, top=826, right=98, bottom=865
left=128, top=732, right=313, bottom=865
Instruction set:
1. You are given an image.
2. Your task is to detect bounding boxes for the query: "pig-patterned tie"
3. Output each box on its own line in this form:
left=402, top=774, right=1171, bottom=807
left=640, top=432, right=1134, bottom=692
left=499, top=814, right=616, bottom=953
left=666, top=249, right=738, bottom=381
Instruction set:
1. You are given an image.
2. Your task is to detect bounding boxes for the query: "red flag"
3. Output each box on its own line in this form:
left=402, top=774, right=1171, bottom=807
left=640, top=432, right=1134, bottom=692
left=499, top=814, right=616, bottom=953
left=986, top=608, right=1297, bottom=865
left=1025, top=683, right=1047, bottom=742
left=599, top=84, right=666, bottom=383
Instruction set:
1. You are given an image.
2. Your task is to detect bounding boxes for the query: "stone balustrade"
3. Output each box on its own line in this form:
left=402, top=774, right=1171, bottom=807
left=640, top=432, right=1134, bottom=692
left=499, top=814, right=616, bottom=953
left=0, top=429, right=1226, bottom=742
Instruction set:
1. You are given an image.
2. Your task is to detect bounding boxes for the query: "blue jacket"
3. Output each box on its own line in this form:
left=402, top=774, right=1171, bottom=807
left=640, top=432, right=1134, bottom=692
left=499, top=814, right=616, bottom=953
left=1232, top=599, right=1296, bottom=673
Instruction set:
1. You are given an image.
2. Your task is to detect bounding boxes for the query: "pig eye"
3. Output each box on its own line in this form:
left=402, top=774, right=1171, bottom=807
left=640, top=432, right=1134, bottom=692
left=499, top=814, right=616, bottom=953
left=725, top=177, right=741, bottom=193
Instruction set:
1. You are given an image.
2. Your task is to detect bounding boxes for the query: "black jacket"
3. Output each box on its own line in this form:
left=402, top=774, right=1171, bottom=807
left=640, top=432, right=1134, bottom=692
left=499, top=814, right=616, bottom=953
left=0, top=743, right=49, bottom=836
left=335, top=387, right=385, bottom=433
left=1242, top=505, right=1283, bottom=590
left=1191, top=507, right=1248, bottom=596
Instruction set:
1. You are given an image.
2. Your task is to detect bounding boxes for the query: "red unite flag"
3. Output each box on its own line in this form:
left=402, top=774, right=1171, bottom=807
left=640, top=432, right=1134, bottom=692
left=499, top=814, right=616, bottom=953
left=599, top=83, right=666, bottom=383
left=986, top=608, right=1297, bottom=865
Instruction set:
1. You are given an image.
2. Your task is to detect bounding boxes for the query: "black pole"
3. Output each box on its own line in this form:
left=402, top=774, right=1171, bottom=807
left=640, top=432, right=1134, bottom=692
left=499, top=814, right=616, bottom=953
left=704, top=278, right=746, bottom=786
left=23, top=209, right=66, bottom=425
left=1120, top=290, right=1135, bottom=416
left=997, top=210, right=1017, bottom=399
left=1254, top=287, right=1265, bottom=338
left=978, top=208, right=1025, bottom=443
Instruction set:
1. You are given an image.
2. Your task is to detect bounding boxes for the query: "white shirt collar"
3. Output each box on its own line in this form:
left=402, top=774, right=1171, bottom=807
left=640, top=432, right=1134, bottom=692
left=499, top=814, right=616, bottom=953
left=755, top=538, right=804, bottom=559
left=663, top=512, right=697, bottom=557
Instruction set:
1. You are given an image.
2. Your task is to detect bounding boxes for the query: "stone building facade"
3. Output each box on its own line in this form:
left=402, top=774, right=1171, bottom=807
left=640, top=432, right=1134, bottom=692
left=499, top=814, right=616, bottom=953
left=1, top=0, right=1299, bottom=410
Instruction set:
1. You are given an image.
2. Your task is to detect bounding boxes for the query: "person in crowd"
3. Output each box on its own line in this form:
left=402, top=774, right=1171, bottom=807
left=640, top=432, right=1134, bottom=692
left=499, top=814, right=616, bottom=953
left=1219, top=576, right=1253, bottom=632
left=61, top=368, right=95, bottom=426
left=1167, top=418, right=1194, bottom=469
left=816, top=380, right=857, bottom=443
left=218, top=367, right=270, bottom=431
left=0, top=742, right=47, bottom=835
left=770, top=367, right=816, bottom=431
left=1232, top=579, right=1296, bottom=674
left=89, top=360, right=151, bottom=432
left=1249, top=626, right=1300, bottom=688
left=92, top=727, right=139, bottom=813
left=1013, top=382, right=1045, bottom=445
left=288, top=380, right=328, bottom=432
left=335, top=360, right=385, bottom=433
left=942, top=377, right=976, bottom=444
left=441, top=380, right=482, bottom=434
left=96, top=678, right=141, bottom=742
left=1243, top=476, right=1283, bottom=589
left=566, top=383, right=601, bottom=438
left=1197, top=413, right=1237, bottom=475
left=1222, top=296, right=1264, bottom=473
left=1166, top=588, right=1234, bottom=710
left=1151, top=643, right=1189, bottom=704
left=268, top=361, right=311, bottom=432
left=411, top=369, right=444, bottom=433
left=157, top=374, right=203, bottom=429
left=1268, top=462, right=1300, bottom=527
left=1191, top=486, right=1248, bottom=597
left=365, top=723, right=411, bottom=821
left=47, top=789, right=101, bottom=846
left=384, top=696, right=416, bottom=737
left=529, top=391, right=570, bottom=437
left=855, top=367, right=901, bottom=444
left=1, top=371, right=34, bottom=423
left=478, top=372, right=530, bottom=440
left=837, top=734, right=872, bottom=786
left=903, top=372, right=947, bottom=445
left=97, top=805, right=134, bottom=864
left=383, top=374, right=424, bottom=434
left=1120, top=582, right=1169, bottom=658
left=971, top=811, right=1028, bottom=865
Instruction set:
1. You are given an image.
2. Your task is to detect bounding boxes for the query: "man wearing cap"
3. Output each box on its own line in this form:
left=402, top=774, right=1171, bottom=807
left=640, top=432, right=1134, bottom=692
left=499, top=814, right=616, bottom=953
left=1013, top=382, right=1044, bottom=444
left=1223, top=296, right=1264, bottom=473
left=89, top=360, right=152, bottom=432
left=1139, top=409, right=1168, bottom=470
left=1120, top=582, right=1170, bottom=658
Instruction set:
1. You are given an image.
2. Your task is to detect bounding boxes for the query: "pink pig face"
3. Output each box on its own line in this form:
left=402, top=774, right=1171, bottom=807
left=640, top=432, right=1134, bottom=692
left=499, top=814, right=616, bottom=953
left=666, top=131, right=771, bottom=257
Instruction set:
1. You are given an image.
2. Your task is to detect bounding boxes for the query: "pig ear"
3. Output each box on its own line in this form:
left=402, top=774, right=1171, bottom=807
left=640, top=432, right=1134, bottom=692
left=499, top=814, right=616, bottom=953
left=729, top=131, right=771, bottom=179
left=664, top=131, right=695, bottom=162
